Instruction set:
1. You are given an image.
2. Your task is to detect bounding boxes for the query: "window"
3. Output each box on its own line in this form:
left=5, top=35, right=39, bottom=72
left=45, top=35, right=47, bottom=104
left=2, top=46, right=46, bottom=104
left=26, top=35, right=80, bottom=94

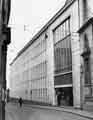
left=83, top=0, right=87, bottom=21
left=54, top=18, right=72, bottom=74
left=84, top=57, right=91, bottom=85
left=54, top=18, right=70, bottom=44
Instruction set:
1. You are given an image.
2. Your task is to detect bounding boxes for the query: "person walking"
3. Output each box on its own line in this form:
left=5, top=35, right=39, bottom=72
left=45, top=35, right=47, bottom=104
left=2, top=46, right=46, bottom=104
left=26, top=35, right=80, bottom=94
left=19, top=97, right=23, bottom=107
left=57, top=92, right=61, bottom=106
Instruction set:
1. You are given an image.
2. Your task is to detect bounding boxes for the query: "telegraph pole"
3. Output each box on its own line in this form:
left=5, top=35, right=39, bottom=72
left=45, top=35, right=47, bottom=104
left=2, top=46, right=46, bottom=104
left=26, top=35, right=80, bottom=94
left=0, top=0, right=11, bottom=120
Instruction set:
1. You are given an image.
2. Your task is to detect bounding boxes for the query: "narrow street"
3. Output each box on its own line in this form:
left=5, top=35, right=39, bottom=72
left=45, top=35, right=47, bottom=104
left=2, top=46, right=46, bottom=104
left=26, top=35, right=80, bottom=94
left=5, top=102, right=92, bottom=120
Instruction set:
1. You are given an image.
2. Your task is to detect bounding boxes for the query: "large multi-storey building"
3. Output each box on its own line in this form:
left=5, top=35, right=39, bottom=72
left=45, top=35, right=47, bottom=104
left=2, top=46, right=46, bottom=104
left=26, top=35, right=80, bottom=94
left=9, top=0, right=93, bottom=109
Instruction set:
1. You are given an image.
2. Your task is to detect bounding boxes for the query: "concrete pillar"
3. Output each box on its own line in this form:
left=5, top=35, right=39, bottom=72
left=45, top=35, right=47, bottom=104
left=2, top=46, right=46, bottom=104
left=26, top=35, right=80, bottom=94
left=47, top=29, right=55, bottom=105
left=71, top=32, right=81, bottom=108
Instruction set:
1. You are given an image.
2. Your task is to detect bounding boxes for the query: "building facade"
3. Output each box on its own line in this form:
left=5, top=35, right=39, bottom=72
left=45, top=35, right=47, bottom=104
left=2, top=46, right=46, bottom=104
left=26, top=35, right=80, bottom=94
left=9, top=0, right=93, bottom=109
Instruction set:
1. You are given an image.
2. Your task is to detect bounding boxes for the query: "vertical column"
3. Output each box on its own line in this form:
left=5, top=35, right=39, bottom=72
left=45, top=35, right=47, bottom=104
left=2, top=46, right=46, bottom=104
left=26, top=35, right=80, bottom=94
left=71, top=32, right=81, bottom=108
left=47, top=29, right=55, bottom=105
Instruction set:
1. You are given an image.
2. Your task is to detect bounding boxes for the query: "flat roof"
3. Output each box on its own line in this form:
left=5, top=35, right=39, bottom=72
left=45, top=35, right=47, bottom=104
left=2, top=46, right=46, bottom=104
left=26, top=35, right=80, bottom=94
left=10, top=0, right=76, bottom=65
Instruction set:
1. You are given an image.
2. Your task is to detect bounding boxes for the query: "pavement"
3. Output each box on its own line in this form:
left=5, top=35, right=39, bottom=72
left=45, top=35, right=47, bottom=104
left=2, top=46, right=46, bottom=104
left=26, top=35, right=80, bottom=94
left=5, top=100, right=93, bottom=120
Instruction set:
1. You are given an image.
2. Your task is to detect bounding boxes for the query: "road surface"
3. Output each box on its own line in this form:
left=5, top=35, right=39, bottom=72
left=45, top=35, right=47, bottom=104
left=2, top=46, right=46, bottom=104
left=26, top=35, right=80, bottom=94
left=5, top=102, right=91, bottom=120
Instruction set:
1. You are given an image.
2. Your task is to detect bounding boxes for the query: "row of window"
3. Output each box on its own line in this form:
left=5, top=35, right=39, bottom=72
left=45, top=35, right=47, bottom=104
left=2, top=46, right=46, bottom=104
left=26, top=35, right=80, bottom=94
left=12, top=61, right=47, bottom=87
left=30, top=61, right=47, bottom=80
left=30, top=37, right=47, bottom=60
left=11, top=35, right=47, bottom=73
left=31, top=88, right=49, bottom=102
left=30, top=78, right=47, bottom=89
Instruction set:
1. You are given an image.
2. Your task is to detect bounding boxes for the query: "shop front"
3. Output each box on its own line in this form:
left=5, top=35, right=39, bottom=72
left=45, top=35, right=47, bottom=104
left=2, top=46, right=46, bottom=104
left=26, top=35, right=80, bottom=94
left=55, top=85, right=73, bottom=106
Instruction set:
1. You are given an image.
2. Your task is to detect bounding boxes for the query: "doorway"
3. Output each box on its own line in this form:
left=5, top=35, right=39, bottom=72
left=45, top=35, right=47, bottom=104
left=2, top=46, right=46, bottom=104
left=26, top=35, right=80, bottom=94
left=55, top=87, right=73, bottom=106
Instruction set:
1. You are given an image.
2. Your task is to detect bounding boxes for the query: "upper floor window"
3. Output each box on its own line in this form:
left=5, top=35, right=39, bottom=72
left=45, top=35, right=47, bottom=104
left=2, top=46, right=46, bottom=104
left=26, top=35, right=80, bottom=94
left=53, top=17, right=72, bottom=74
left=53, top=17, right=70, bottom=44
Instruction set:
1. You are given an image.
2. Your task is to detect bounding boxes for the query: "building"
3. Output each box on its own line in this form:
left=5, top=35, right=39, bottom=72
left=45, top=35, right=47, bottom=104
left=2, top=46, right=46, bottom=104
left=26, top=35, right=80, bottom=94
left=9, top=0, right=93, bottom=109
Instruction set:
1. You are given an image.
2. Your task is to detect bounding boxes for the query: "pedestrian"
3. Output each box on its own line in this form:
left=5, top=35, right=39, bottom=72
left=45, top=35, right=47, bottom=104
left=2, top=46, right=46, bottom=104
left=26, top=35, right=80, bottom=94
left=57, top=92, right=61, bottom=106
left=19, top=97, right=22, bottom=107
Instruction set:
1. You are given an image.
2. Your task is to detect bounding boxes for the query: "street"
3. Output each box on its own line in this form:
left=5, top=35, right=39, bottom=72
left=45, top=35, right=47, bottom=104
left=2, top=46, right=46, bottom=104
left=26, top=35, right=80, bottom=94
left=5, top=102, right=91, bottom=120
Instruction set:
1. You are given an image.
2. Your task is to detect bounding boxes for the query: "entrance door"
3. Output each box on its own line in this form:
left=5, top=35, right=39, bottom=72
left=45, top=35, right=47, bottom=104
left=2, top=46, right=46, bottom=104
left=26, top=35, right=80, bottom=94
left=56, top=87, right=73, bottom=106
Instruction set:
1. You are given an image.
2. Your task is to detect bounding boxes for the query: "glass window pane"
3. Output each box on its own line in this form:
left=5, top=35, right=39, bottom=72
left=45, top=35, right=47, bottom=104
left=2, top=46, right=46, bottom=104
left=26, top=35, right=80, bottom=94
left=54, top=18, right=71, bottom=74
left=54, top=36, right=72, bottom=73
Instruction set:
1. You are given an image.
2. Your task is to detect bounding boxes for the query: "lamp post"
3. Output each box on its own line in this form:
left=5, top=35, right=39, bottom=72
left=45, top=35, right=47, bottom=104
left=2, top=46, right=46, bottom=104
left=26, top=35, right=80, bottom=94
left=0, top=0, right=11, bottom=120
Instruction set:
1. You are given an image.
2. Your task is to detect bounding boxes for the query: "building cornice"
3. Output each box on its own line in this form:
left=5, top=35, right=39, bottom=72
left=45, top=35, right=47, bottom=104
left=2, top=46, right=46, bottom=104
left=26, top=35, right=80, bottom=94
left=78, top=17, right=93, bottom=33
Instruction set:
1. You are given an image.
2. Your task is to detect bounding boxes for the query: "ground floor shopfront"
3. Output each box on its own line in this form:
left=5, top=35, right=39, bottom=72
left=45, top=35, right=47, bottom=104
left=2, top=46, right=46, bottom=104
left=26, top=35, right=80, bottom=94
left=55, top=86, right=73, bottom=106
left=54, top=72, right=73, bottom=107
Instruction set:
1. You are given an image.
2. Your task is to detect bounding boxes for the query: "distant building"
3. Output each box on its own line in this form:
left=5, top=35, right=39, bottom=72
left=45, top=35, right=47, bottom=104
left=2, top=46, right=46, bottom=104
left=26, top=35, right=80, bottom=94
left=9, top=0, right=93, bottom=109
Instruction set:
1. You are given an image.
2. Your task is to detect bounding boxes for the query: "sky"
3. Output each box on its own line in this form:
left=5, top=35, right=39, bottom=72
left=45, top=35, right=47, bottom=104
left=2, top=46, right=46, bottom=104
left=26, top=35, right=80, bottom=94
left=7, top=0, right=66, bottom=87
left=8, top=0, right=65, bottom=62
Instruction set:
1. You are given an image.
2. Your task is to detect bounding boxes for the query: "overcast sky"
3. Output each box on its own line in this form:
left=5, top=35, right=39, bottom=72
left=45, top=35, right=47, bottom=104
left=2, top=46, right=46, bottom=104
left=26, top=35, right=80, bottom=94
left=8, top=0, right=65, bottom=62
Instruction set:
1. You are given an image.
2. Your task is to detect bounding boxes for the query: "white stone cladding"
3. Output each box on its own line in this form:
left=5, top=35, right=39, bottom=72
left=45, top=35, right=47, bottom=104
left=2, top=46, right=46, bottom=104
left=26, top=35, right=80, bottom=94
left=71, top=32, right=81, bottom=108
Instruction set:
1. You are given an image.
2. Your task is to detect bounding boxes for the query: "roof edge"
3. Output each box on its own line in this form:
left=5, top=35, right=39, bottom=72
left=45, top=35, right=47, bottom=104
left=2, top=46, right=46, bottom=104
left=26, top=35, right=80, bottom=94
left=78, top=17, right=93, bottom=33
